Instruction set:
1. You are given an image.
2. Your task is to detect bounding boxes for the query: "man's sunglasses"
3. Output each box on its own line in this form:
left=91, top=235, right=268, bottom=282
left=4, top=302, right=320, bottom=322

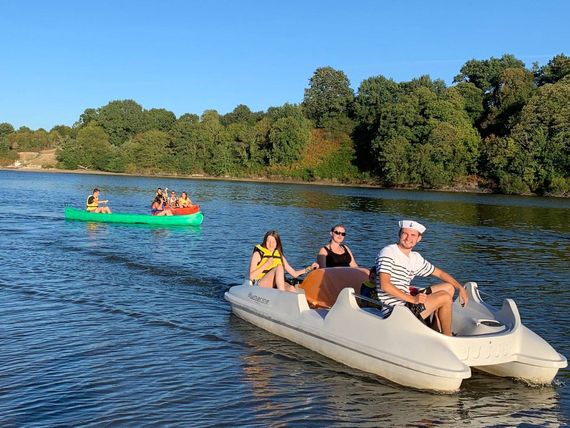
left=333, top=231, right=346, bottom=236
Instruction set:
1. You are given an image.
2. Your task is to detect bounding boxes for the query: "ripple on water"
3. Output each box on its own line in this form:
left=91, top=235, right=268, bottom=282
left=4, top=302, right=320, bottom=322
left=0, top=171, right=568, bottom=426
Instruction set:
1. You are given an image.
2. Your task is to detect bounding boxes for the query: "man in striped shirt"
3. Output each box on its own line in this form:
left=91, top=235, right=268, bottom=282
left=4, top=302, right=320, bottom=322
left=376, top=220, right=468, bottom=336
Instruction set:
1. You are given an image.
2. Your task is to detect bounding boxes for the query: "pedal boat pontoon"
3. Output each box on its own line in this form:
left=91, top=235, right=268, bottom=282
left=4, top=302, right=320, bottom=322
left=224, top=267, right=567, bottom=392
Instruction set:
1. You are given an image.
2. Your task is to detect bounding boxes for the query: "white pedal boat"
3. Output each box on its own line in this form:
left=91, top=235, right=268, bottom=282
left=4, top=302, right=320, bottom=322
left=224, top=267, right=567, bottom=392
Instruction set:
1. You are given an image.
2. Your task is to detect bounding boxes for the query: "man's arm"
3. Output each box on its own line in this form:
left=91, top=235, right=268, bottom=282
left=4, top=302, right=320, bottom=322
left=431, top=267, right=468, bottom=306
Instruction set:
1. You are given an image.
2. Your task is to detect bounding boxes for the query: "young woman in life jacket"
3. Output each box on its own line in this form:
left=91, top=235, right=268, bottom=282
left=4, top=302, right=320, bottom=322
left=249, top=230, right=319, bottom=292
left=178, top=191, right=193, bottom=208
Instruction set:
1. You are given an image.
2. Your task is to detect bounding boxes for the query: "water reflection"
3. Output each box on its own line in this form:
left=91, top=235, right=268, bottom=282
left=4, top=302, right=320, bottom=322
left=1, top=171, right=568, bottom=426
left=230, top=316, right=565, bottom=426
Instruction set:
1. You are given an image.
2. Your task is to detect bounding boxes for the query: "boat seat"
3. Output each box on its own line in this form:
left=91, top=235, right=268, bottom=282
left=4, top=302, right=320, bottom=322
left=300, top=267, right=370, bottom=309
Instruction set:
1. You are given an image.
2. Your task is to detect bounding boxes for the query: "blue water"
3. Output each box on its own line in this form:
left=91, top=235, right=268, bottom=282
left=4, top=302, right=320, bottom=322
left=0, top=170, right=568, bottom=426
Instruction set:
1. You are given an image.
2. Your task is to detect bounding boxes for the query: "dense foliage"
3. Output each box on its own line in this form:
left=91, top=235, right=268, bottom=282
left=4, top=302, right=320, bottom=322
left=2, top=53, right=569, bottom=196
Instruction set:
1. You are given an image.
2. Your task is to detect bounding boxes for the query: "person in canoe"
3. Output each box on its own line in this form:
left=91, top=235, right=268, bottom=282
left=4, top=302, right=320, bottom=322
left=375, top=220, right=468, bottom=336
left=249, top=230, right=319, bottom=292
left=86, top=188, right=111, bottom=213
left=155, top=187, right=167, bottom=204
left=178, top=191, right=193, bottom=208
left=316, top=224, right=359, bottom=268
left=151, top=195, right=173, bottom=216
left=167, top=190, right=178, bottom=207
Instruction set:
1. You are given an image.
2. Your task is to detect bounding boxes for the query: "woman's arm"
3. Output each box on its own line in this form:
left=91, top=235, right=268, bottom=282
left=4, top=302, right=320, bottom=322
left=283, top=257, right=319, bottom=278
left=317, top=246, right=328, bottom=268
left=345, top=246, right=358, bottom=267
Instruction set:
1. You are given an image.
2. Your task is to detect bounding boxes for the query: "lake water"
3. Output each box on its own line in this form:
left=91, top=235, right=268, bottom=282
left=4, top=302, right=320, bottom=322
left=0, top=170, right=568, bottom=426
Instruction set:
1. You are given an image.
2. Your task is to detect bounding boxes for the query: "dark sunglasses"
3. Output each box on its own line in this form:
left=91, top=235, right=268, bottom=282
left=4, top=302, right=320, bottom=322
left=333, top=230, right=346, bottom=236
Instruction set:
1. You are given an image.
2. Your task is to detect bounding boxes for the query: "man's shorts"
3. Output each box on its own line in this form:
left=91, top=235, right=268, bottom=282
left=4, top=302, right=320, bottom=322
left=406, top=286, right=432, bottom=325
left=406, top=302, right=429, bottom=325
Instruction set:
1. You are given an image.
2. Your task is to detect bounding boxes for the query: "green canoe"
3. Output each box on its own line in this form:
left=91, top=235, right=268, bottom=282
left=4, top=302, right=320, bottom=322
left=64, top=207, right=204, bottom=226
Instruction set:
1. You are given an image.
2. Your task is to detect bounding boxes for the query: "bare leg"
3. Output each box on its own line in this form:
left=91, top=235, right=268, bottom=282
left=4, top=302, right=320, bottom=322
left=273, top=266, right=296, bottom=292
left=430, top=283, right=455, bottom=298
left=256, top=266, right=296, bottom=292
left=421, top=291, right=453, bottom=336
left=274, top=265, right=287, bottom=290
left=257, top=268, right=277, bottom=288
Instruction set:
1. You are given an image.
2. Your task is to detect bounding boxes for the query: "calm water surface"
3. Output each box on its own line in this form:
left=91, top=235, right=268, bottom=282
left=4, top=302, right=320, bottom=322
left=0, top=170, right=568, bottom=426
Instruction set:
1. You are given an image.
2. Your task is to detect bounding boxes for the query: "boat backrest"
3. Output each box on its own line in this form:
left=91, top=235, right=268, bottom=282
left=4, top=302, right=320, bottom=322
left=300, top=267, right=370, bottom=308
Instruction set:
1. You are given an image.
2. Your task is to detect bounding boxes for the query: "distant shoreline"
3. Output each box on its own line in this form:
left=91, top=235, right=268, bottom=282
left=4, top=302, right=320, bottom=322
left=1, top=165, right=495, bottom=195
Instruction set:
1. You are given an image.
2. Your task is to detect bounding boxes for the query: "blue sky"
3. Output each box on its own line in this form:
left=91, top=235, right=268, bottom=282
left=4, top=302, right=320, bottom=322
left=1, top=0, right=568, bottom=130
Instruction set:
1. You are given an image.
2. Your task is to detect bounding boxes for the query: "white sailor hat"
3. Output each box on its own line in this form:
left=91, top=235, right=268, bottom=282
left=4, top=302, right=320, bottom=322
left=398, top=220, right=426, bottom=234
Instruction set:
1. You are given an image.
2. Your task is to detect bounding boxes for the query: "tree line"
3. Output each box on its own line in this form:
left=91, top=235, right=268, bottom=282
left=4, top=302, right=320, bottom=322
left=1, top=53, right=569, bottom=196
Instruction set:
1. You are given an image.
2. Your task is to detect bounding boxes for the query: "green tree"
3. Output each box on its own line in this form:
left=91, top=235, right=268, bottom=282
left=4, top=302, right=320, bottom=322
left=226, top=122, right=263, bottom=169
left=454, top=54, right=528, bottom=138
left=451, top=82, right=484, bottom=126
left=0, top=122, right=15, bottom=138
left=76, top=108, right=98, bottom=128
left=268, top=116, right=311, bottom=166
left=221, top=104, right=261, bottom=126
left=480, top=67, right=536, bottom=137
left=509, top=77, right=570, bottom=194
left=261, top=104, right=311, bottom=166
left=50, top=125, right=75, bottom=139
left=206, top=139, right=236, bottom=176
left=171, top=117, right=202, bottom=173
left=454, top=54, right=526, bottom=95
left=302, top=66, right=354, bottom=128
left=401, top=75, right=447, bottom=95
left=78, top=124, right=114, bottom=170
left=7, top=128, right=53, bottom=151
left=144, top=108, right=177, bottom=132
left=535, top=54, right=570, bottom=86
left=97, top=100, right=146, bottom=145
left=371, top=82, right=479, bottom=188
left=0, top=124, right=17, bottom=163
left=123, top=130, right=172, bottom=172
left=177, top=113, right=199, bottom=124
left=352, top=75, right=401, bottom=169
left=57, top=124, right=113, bottom=170
left=266, top=103, right=305, bottom=122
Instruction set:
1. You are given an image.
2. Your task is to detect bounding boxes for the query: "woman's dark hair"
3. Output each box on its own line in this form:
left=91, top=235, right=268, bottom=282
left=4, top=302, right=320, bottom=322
left=330, top=223, right=345, bottom=232
left=261, top=230, right=284, bottom=256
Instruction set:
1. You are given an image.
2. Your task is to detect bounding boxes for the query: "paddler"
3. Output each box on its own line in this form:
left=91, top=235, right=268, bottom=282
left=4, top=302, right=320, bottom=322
left=86, top=188, right=112, bottom=213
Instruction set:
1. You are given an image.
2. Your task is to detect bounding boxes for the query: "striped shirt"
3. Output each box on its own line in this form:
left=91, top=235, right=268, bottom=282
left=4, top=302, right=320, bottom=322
left=375, top=243, right=435, bottom=315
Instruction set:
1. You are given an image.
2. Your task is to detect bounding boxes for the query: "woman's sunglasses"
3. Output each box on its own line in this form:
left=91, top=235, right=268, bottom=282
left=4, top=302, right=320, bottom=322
left=333, top=230, right=346, bottom=236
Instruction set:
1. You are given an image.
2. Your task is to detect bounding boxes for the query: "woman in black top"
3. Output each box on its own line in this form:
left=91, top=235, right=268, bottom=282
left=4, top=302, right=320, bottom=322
left=317, top=224, right=359, bottom=268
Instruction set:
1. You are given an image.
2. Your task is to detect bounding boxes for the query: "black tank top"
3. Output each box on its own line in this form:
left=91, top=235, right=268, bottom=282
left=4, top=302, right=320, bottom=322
left=323, top=245, right=352, bottom=267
